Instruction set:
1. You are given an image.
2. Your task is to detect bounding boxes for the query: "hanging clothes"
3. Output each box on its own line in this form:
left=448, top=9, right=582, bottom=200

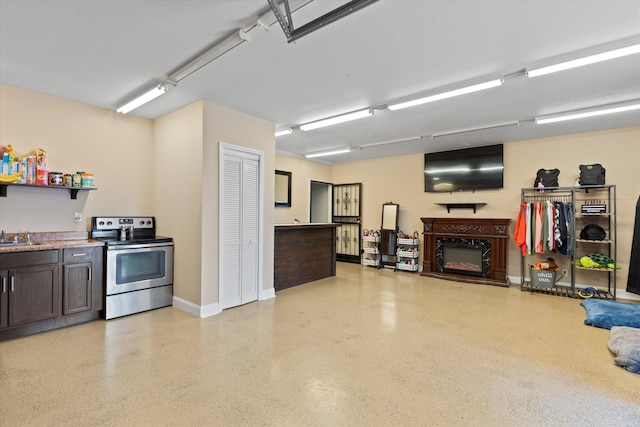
left=514, top=198, right=572, bottom=257
left=514, top=202, right=528, bottom=256
left=535, top=202, right=544, bottom=253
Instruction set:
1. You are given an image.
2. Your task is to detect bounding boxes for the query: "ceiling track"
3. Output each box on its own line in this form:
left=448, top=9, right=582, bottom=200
left=268, top=0, right=379, bottom=43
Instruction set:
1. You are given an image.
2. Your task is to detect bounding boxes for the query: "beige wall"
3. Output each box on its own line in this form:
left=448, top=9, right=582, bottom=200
left=328, top=126, right=639, bottom=296
left=201, top=101, right=276, bottom=307
left=152, top=101, right=204, bottom=305
left=2, top=84, right=277, bottom=315
left=274, top=153, right=333, bottom=224
left=0, top=84, right=153, bottom=231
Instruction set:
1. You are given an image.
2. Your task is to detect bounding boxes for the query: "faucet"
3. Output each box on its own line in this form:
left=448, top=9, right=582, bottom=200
left=0, top=230, right=5, bottom=243
left=25, top=231, right=32, bottom=245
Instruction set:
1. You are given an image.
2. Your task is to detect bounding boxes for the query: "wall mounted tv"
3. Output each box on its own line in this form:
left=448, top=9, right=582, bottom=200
left=424, top=144, right=504, bottom=192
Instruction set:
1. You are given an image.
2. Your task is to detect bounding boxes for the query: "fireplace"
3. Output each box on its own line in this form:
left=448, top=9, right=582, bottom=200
left=439, top=239, right=489, bottom=277
left=421, top=217, right=510, bottom=287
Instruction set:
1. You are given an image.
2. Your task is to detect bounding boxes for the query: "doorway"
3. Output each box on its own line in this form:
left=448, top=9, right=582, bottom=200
left=310, top=180, right=332, bottom=223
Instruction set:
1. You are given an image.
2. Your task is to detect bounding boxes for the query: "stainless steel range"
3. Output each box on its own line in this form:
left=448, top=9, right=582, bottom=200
left=91, top=216, right=173, bottom=319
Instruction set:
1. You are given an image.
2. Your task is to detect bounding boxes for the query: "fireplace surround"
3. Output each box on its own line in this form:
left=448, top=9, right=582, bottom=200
left=421, top=217, right=511, bottom=287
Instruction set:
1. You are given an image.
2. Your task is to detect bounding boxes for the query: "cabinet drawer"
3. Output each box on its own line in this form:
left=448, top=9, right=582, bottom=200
left=63, top=247, right=95, bottom=264
left=0, top=250, right=59, bottom=268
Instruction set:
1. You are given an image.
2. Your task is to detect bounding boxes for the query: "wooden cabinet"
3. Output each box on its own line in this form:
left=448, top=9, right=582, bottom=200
left=62, top=247, right=101, bottom=315
left=8, top=264, right=60, bottom=326
left=0, top=250, right=59, bottom=329
left=0, top=270, right=8, bottom=328
left=0, top=245, right=103, bottom=340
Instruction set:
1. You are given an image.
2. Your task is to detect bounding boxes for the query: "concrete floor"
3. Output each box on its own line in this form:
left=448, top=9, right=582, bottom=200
left=1, top=262, right=639, bottom=426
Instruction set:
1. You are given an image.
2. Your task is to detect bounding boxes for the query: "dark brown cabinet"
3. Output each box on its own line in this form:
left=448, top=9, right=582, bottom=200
left=0, top=245, right=103, bottom=340
left=0, top=250, right=59, bottom=330
left=8, top=264, right=60, bottom=326
left=0, top=270, right=8, bottom=328
left=62, top=246, right=101, bottom=315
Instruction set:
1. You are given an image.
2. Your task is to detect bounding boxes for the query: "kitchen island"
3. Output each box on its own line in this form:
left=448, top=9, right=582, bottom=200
left=274, top=223, right=340, bottom=291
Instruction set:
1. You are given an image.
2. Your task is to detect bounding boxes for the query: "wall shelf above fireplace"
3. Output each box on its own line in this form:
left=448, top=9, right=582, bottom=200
left=435, top=203, right=486, bottom=213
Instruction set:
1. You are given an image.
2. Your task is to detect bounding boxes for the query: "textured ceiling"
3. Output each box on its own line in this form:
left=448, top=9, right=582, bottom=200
left=1, top=0, right=639, bottom=164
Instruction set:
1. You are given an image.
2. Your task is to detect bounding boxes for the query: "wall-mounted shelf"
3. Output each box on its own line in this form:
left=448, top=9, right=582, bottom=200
left=435, top=202, right=486, bottom=213
left=0, top=183, right=97, bottom=199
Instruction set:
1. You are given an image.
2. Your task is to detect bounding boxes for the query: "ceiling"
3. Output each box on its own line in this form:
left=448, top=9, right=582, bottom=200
left=1, top=0, right=639, bottom=164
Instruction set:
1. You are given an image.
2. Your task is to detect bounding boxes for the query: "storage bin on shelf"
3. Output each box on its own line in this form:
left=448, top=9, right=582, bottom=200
left=396, top=237, right=419, bottom=272
left=361, top=231, right=381, bottom=267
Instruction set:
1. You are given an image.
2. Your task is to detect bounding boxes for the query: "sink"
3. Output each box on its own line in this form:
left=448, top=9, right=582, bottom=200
left=0, top=242, right=41, bottom=247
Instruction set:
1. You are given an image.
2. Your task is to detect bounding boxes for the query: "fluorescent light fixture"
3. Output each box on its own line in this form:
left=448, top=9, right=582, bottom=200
left=527, top=43, right=640, bottom=78
left=300, top=108, right=373, bottom=131
left=431, top=121, right=519, bottom=138
left=387, top=79, right=504, bottom=111
left=535, top=100, right=640, bottom=124
left=168, top=30, right=251, bottom=83
left=304, top=148, right=351, bottom=158
left=275, top=128, right=293, bottom=137
left=116, top=84, right=168, bottom=114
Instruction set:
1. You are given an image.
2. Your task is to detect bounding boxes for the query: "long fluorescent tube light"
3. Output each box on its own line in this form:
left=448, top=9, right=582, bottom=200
left=300, top=108, right=373, bottom=131
left=116, top=84, right=168, bottom=114
left=535, top=101, right=640, bottom=124
left=168, top=30, right=251, bottom=83
left=431, top=121, right=520, bottom=138
left=527, top=43, right=640, bottom=78
left=304, top=148, right=351, bottom=158
left=275, top=128, right=293, bottom=137
left=387, top=79, right=504, bottom=111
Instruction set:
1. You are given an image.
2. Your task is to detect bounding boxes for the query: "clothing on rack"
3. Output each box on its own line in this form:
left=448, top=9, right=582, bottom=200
left=514, top=198, right=573, bottom=256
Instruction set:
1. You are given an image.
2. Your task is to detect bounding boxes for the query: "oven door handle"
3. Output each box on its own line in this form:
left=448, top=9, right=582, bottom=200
left=107, top=242, right=173, bottom=250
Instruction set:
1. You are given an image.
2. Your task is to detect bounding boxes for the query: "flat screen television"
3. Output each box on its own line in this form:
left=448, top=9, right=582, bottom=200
left=424, top=144, right=504, bottom=192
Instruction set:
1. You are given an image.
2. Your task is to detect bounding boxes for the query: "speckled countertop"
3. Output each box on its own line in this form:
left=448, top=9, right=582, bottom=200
left=0, top=231, right=104, bottom=253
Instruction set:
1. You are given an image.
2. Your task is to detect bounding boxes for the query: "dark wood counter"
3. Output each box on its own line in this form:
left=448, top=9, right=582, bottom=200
left=274, top=223, right=340, bottom=291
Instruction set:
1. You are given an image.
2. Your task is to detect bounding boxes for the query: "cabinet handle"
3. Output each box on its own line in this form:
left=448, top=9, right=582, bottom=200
left=10, top=276, right=15, bottom=292
left=72, top=253, right=87, bottom=257
left=1, top=277, right=5, bottom=293
left=88, top=267, right=92, bottom=282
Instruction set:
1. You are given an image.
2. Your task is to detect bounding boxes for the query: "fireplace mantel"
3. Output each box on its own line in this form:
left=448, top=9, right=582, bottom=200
left=420, top=217, right=511, bottom=287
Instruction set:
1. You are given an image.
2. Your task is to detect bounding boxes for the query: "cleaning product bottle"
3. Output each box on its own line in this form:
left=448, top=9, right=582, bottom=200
left=2, top=151, right=9, bottom=175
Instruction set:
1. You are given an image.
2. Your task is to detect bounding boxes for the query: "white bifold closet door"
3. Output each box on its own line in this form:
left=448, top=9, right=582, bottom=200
left=220, top=147, right=259, bottom=310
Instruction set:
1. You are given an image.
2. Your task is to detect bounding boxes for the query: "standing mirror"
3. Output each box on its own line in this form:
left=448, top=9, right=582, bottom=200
left=380, top=202, right=399, bottom=268
left=275, top=170, right=292, bottom=207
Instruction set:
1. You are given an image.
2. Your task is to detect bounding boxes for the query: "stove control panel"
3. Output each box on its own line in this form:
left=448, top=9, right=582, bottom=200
left=92, top=216, right=155, bottom=231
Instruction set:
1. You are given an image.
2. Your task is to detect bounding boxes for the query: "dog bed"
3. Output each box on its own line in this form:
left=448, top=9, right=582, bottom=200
left=608, top=326, right=640, bottom=374
left=580, top=299, right=640, bottom=329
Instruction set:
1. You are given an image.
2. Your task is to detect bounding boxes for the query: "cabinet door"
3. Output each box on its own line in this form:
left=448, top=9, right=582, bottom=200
left=0, top=271, right=7, bottom=328
left=8, top=265, right=59, bottom=326
left=63, top=262, right=92, bottom=315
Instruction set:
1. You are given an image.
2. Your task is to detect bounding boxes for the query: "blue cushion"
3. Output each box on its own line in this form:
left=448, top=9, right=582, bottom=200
left=581, top=299, right=640, bottom=330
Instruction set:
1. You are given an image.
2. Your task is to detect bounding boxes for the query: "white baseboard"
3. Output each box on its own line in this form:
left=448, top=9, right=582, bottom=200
left=172, top=290, right=276, bottom=318
left=172, top=296, right=221, bottom=318
left=260, top=287, right=276, bottom=300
